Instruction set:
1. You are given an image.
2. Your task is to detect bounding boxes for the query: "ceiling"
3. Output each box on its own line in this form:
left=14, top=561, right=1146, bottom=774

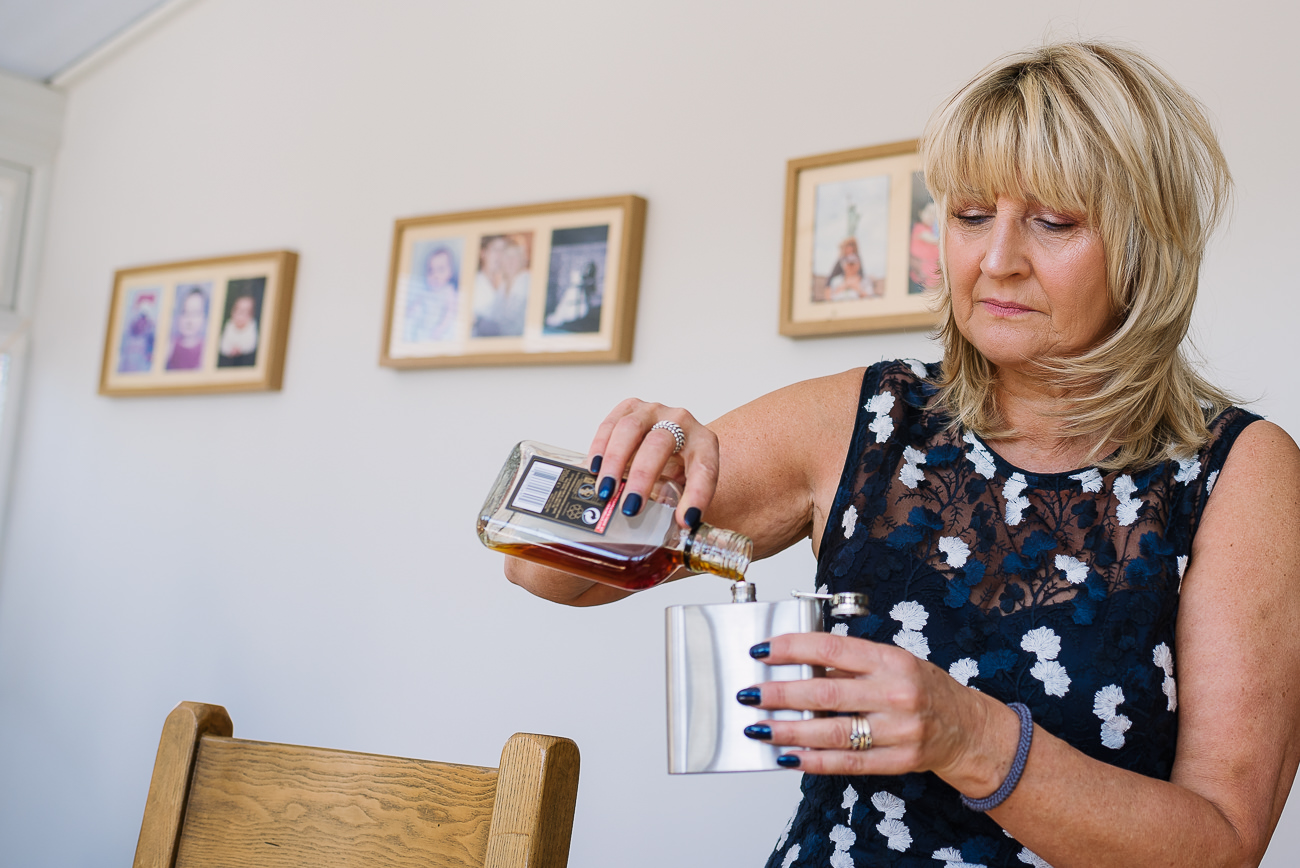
left=0, top=0, right=173, bottom=82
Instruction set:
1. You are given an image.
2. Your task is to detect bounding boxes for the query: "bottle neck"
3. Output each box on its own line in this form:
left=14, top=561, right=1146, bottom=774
left=681, top=523, right=752, bottom=581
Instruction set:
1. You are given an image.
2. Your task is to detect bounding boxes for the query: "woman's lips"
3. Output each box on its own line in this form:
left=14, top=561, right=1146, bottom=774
left=980, top=299, right=1034, bottom=316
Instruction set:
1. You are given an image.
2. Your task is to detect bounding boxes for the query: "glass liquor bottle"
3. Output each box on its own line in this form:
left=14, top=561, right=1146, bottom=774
left=477, top=441, right=753, bottom=591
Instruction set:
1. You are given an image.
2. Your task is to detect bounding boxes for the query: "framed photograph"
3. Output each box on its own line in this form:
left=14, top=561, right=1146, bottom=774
left=380, top=194, right=646, bottom=368
left=779, top=140, right=941, bottom=337
left=99, top=250, right=297, bottom=396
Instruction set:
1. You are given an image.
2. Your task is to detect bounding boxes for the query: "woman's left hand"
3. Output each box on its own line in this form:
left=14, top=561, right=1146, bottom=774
left=743, top=632, right=1021, bottom=792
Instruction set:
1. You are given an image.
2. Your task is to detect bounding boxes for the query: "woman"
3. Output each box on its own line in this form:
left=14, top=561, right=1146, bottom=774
left=506, top=42, right=1300, bottom=867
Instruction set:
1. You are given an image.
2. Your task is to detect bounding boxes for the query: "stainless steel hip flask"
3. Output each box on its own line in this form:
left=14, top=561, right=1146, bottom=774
left=665, top=582, right=867, bottom=773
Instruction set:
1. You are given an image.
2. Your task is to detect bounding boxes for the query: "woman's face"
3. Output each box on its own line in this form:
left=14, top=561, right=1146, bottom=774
left=945, top=195, right=1115, bottom=372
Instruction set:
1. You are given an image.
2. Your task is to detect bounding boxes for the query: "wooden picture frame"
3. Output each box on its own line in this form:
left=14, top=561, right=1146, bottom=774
left=99, top=250, right=297, bottom=396
left=779, top=140, right=941, bottom=337
left=380, top=195, right=646, bottom=368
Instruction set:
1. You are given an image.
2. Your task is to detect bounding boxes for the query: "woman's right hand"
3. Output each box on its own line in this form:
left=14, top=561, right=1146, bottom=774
left=586, top=398, right=719, bottom=529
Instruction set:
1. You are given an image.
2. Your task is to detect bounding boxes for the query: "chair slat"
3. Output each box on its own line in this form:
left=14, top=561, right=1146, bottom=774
left=174, top=736, right=499, bottom=868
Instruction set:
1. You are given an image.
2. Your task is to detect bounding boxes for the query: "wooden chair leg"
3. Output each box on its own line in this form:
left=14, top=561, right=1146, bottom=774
left=484, top=733, right=581, bottom=868
left=132, top=702, right=233, bottom=868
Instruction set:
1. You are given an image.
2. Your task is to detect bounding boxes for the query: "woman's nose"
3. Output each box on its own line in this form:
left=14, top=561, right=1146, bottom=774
left=981, top=216, right=1029, bottom=279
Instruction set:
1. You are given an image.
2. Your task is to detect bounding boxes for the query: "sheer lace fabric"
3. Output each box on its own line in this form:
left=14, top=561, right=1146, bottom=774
left=765, top=360, right=1259, bottom=868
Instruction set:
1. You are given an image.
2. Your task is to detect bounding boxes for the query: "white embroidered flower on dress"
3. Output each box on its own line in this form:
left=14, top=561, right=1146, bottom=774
left=843, top=784, right=859, bottom=812
left=1114, top=474, right=1143, bottom=526
left=865, top=392, right=896, bottom=443
left=1206, top=469, right=1220, bottom=496
left=933, top=847, right=988, bottom=868
left=842, top=504, right=858, bottom=539
left=878, top=818, right=913, bottom=852
left=891, top=601, right=929, bottom=632
left=830, top=823, right=857, bottom=867
left=1055, top=554, right=1088, bottom=584
left=894, top=630, right=931, bottom=660
left=1174, top=457, right=1201, bottom=484
left=963, top=431, right=997, bottom=479
left=1003, top=472, right=1030, bottom=525
left=831, top=622, right=849, bottom=636
left=1021, top=626, right=1062, bottom=661
left=1069, top=467, right=1103, bottom=493
left=1023, top=626, right=1071, bottom=695
left=1030, top=659, right=1071, bottom=696
left=1101, top=715, right=1132, bottom=749
left=780, top=843, right=800, bottom=868
left=900, top=446, right=927, bottom=489
left=871, top=791, right=905, bottom=820
left=1154, top=643, right=1177, bottom=712
left=905, top=358, right=929, bottom=379
left=1017, top=847, right=1053, bottom=868
left=775, top=789, right=802, bottom=851
left=1093, top=684, right=1124, bottom=719
left=939, top=536, right=971, bottom=568
left=1093, top=684, right=1131, bottom=749
left=949, top=658, right=979, bottom=688
left=891, top=601, right=931, bottom=659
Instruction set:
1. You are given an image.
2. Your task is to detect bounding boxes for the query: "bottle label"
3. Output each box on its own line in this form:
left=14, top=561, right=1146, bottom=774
left=508, top=457, right=622, bottom=535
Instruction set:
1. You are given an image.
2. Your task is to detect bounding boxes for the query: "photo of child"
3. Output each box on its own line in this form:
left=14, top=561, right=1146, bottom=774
left=908, top=171, right=941, bottom=294
left=164, top=282, right=211, bottom=371
left=216, top=277, right=266, bottom=368
left=403, top=240, right=462, bottom=343
left=810, top=175, right=889, bottom=303
left=117, top=288, right=160, bottom=373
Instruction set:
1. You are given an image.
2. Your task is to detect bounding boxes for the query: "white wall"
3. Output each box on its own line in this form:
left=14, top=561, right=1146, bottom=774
left=1, top=1, right=1297, bottom=866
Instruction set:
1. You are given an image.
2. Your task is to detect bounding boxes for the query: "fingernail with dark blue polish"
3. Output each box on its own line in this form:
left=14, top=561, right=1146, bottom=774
left=590, top=455, right=602, bottom=474
left=744, top=724, right=772, bottom=740
left=777, top=754, right=801, bottom=769
left=598, top=476, right=616, bottom=500
left=736, top=687, right=761, bottom=706
left=621, top=493, right=643, bottom=517
left=749, top=642, right=771, bottom=659
left=684, top=506, right=701, bottom=529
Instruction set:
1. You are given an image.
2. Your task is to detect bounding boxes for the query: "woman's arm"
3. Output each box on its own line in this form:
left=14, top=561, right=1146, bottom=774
left=504, top=368, right=866, bottom=605
left=751, top=420, right=1300, bottom=868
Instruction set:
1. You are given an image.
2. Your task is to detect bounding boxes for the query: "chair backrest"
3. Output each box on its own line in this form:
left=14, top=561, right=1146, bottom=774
left=132, top=701, right=580, bottom=868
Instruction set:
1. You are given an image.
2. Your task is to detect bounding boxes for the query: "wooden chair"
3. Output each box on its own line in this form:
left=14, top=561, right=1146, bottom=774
left=132, top=701, right=580, bottom=868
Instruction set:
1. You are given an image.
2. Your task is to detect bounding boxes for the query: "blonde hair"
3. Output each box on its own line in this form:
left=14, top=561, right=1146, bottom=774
left=920, top=41, right=1234, bottom=469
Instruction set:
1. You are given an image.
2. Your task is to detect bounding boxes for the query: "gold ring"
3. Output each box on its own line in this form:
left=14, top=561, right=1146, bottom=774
left=848, top=714, right=872, bottom=751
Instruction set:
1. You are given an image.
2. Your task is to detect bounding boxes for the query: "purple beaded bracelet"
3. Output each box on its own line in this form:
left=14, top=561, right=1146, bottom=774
left=960, top=702, right=1033, bottom=812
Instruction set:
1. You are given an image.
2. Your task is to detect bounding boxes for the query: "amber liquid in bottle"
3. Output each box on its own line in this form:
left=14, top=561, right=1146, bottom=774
left=493, top=542, right=695, bottom=591
left=478, top=441, right=752, bottom=591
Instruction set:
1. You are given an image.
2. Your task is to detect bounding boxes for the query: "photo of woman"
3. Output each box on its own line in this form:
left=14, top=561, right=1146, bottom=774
left=472, top=232, right=532, bottom=338
left=164, top=282, right=211, bottom=371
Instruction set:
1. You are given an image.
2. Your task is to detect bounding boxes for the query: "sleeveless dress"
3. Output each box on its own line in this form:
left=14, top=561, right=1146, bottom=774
left=764, top=360, right=1261, bottom=868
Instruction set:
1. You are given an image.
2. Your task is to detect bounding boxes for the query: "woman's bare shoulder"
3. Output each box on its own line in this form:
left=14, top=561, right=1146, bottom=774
left=1192, top=418, right=1300, bottom=563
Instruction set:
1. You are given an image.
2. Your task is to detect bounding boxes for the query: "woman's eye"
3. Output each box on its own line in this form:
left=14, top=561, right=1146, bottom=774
left=1037, top=214, right=1077, bottom=231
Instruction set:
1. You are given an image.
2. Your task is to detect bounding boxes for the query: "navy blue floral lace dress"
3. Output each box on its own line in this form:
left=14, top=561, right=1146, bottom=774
left=764, top=360, right=1261, bottom=868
